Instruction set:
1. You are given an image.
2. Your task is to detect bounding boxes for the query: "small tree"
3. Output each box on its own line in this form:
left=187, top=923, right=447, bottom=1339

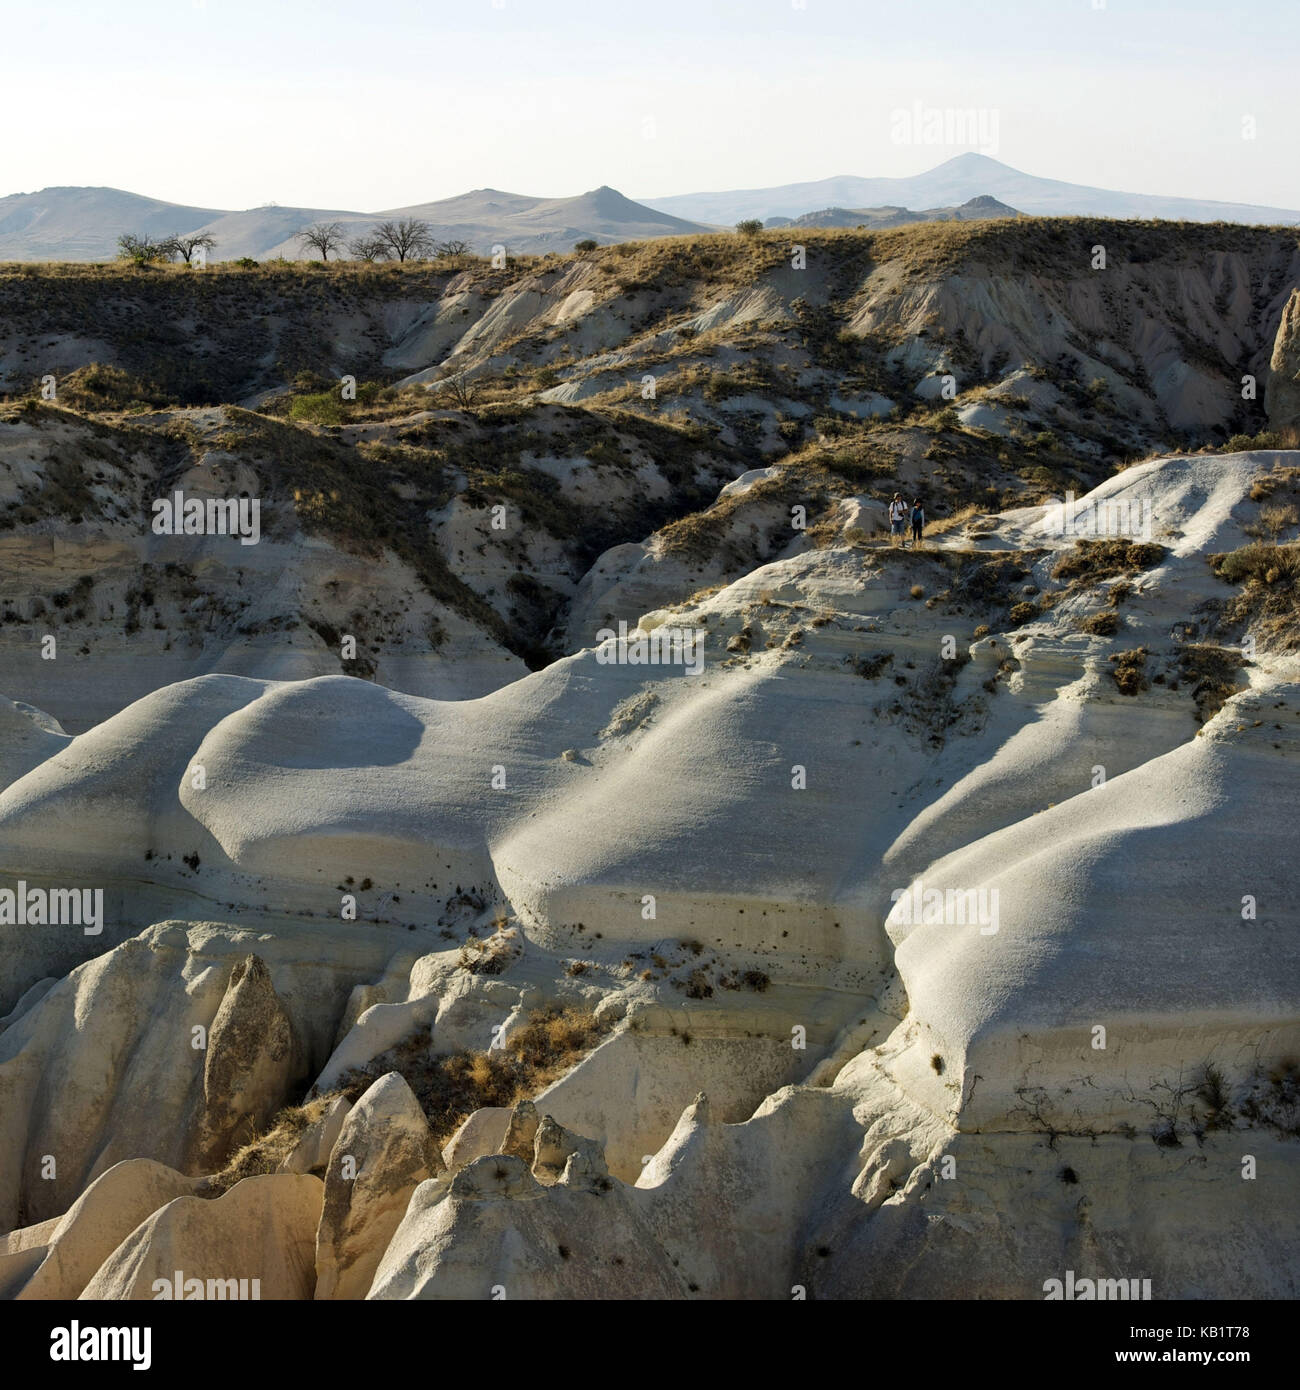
left=373, top=218, right=435, bottom=262
left=574, top=238, right=598, bottom=253
left=433, top=238, right=471, bottom=258
left=297, top=222, right=346, bottom=261
left=442, top=370, right=475, bottom=408
left=171, top=232, right=216, bottom=265
left=735, top=219, right=764, bottom=237
left=348, top=234, right=388, bottom=262
left=116, top=233, right=177, bottom=265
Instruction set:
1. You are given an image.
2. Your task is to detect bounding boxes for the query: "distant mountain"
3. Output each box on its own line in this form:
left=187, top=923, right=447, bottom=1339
left=764, top=194, right=1020, bottom=230
left=0, top=184, right=710, bottom=262
left=0, top=187, right=222, bottom=261
left=640, top=154, right=1300, bottom=227
left=252, top=185, right=708, bottom=259
left=7, top=158, right=1297, bottom=264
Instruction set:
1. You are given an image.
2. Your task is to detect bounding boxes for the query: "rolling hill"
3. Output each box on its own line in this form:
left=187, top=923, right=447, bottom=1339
left=0, top=185, right=711, bottom=263
left=0, top=187, right=223, bottom=261
left=252, top=185, right=709, bottom=259
left=6, top=158, right=1299, bottom=265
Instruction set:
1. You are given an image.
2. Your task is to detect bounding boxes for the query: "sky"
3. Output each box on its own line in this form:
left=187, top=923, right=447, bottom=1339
left=2, top=0, right=1297, bottom=212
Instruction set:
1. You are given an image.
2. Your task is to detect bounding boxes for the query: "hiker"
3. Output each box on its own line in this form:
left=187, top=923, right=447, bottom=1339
left=910, top=498, right=925, bottom=547
left=888, top=493, right=907, bottom=546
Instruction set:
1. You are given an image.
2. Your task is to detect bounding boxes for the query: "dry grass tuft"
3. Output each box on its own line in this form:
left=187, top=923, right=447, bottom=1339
left=1109, top=647, right=1150, bottom=696
left=1177, top=644, right=1248, bottom=723
left=457, top=927, right=519, bottom=975
left=335, top=1006, right=611, bottom=1148
left=1052, top=539, right=1165, bottom=588
left=202, top=1093, right=343, bottom=1195
left=1208, top=542, right=1300, bottom=650
left=1077, top=610, right=1120, bottom=636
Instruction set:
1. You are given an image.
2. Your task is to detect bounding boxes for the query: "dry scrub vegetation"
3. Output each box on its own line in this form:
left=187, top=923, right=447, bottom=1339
left=1177, top=644, right=1249, bottom=722
left=1210, top=541, right=1300, bottom=649
left=334, top=1006, right=611, bottom=1148
left=1052, top=538, right=1166, bottom=588
left=199, top=1004, right=611, bottom=1192
left=1208, top=461, right=1300, bottom=652
left=202, top=1093, right=342, bottom=1196
left=1109, top=646, right=1150, bottom=696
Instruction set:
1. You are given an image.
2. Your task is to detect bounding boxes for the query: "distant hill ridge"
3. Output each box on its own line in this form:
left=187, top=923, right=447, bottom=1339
left=639, top=153, right=1300, bottom=227
left=764, top=194, right=1021, bottom=230
left=0, top=184, right=708, bottom=262
left=2, top=155, right=1297, bottom=263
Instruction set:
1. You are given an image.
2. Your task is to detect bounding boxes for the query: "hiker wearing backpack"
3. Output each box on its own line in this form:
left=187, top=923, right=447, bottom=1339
left=910, top=499, right=925, bottom=547
left=888, top=493, right=908, bottom=546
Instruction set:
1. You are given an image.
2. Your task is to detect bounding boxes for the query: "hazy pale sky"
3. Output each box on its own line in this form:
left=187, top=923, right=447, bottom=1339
left=4, top=0, right=1297, bottom=211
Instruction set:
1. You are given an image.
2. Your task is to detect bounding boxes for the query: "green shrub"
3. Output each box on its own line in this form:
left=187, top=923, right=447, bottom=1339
left=288, top=391, right=343, bottom=426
